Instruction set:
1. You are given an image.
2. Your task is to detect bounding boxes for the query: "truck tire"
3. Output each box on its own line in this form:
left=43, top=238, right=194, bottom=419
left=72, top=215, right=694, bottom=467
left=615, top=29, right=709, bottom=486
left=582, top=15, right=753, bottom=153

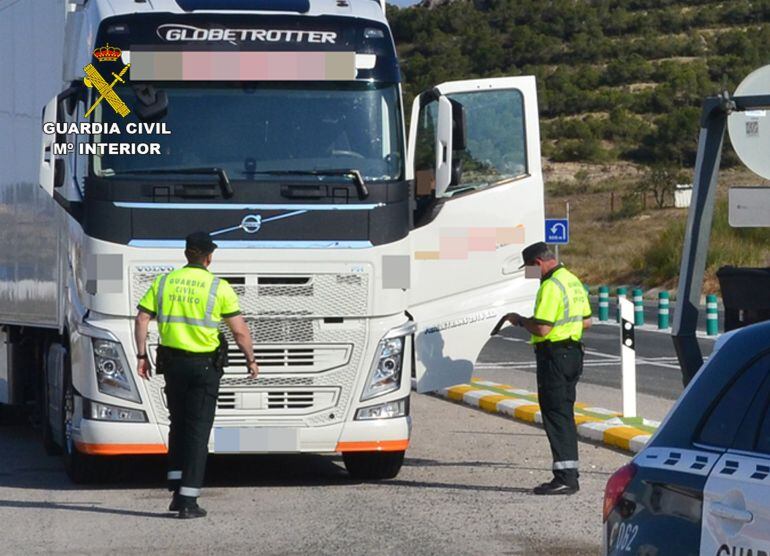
left=41, top=385, right=62, bottom=456
left=62, top=366, right=100, bottom=484
left=41, top=343, right=62, bottom=456
left=342, top=450, right=405, bottom=480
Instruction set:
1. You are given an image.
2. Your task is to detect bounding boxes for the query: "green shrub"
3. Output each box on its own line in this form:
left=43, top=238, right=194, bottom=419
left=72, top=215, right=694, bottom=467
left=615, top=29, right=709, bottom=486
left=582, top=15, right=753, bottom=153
left=636, top=201, right=770, bottom=286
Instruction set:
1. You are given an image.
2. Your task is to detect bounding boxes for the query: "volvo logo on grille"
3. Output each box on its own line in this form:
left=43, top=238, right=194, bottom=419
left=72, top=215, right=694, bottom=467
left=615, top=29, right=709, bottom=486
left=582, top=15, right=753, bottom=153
left=210, top=209, right=306, bottom=237
left=136, top=265, right=175, bottom=273
left=241, top=214, right=262, bottom=234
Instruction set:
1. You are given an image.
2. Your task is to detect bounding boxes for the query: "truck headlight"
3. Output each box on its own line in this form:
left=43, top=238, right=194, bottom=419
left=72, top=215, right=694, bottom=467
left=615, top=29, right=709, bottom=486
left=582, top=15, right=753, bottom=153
left=92, top=339, right=141, bottom=403
left=355, top=397, right=409, bottom=420
left=361, top=336, right=405, bottom=401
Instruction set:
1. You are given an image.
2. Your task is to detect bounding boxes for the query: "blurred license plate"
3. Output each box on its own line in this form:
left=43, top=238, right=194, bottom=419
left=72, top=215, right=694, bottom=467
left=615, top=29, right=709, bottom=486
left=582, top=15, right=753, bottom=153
left=213, top=427, right=299, bottom=453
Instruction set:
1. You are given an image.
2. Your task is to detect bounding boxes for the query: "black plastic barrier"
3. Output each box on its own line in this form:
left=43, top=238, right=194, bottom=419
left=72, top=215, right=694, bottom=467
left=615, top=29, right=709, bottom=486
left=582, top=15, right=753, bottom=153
left=716, top=266, right=770, bottom=331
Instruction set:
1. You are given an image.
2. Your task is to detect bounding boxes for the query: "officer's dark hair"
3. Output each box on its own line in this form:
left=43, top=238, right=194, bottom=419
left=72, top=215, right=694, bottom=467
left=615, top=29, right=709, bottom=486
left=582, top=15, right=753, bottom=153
left=184, top=248, right=209, bottom=265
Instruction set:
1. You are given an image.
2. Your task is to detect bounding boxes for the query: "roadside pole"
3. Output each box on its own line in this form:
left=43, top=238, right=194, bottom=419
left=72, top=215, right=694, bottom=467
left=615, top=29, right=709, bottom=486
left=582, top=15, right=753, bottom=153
left=616, top=286, right=627, bottom=323
left=658, top=291, right=670, bottom=329
left=619, top=297, right=637, bottom=418
left=598, top=286, right=609, bottom=321
left=633, top=288, right=644, bottom=326
left=706, top=294, right=719, bottom=336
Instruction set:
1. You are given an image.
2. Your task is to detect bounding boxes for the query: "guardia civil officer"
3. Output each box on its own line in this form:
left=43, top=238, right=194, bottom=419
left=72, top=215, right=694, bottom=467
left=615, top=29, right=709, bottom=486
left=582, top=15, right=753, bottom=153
left=134, top=232, right=259, bottom=518
left=504, top=242, right=591, bottom=495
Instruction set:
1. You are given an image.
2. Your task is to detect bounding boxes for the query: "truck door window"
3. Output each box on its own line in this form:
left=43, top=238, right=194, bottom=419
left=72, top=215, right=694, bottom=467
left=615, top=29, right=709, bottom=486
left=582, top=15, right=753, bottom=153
left=445, top=88, right=527, bottom=195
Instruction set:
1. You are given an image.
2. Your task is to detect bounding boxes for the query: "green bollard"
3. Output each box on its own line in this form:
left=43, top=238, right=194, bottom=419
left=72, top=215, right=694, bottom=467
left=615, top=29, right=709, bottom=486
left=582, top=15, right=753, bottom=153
left=706, top=294, right=719, bottom=336
left=616, top=287, right=627, bottom=323
left=658, top=291, right=670, bottom=329
left=633, top=288, right=644, bottom=326
left=598, top=286, right=609, bottom=321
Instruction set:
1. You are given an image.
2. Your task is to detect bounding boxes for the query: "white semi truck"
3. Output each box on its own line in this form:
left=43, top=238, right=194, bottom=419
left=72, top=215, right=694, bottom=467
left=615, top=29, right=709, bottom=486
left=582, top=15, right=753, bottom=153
left=0, top=0, right=545, bottom=482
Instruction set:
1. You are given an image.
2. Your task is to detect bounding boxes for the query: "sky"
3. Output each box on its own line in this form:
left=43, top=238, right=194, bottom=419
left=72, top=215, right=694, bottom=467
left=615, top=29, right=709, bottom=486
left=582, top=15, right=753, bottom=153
left=388, top=0, right=420, bottom=6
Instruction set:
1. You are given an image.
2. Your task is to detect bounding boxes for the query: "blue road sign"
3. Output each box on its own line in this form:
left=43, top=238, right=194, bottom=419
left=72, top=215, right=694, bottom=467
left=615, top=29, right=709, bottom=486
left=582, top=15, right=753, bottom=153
left=545, top=218, right=569, bottom=244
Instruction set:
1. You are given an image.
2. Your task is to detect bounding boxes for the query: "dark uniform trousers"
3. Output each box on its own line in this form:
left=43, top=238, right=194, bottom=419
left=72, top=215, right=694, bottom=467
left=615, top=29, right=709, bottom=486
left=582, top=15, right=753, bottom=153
left=164, top=353, right=220, bottom=496
left=535, top=341, right=584, bottom=488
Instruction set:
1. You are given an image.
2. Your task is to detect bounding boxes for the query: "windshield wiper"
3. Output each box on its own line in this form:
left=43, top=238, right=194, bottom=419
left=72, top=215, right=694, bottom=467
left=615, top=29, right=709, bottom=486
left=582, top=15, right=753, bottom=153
left=257, top=169, right=369, bottom=200
left=106, top=167, right=234, bottom=199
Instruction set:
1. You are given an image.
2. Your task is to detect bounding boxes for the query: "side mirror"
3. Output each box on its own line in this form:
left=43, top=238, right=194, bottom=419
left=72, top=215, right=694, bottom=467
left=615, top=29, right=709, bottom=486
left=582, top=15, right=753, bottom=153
left=40, top=87, right=80, bottom=196
left=435, top=96, right=453, bottom=197
left=58, top=84, right=81, bottom=117
left=435, top=97, right=468, bottom=196
left=450, top=98, right=467, bottom=151
left=39, top=96, right=59, bottom=197
left=54, top=159, right=66, bottom=188
left=450, top=157, right=463, bottom=187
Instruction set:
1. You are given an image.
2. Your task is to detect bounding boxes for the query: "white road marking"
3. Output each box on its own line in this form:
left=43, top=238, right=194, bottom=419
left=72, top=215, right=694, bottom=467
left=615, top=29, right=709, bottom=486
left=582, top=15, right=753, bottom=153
left=490, top=336, right=682, bottom=369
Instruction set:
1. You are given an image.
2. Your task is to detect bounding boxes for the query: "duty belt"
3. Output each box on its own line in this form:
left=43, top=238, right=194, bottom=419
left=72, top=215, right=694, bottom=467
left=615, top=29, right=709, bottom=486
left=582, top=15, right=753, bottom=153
left=534, top=339, right=582, bottom=352
left=158, top=345, right=217, bottom=359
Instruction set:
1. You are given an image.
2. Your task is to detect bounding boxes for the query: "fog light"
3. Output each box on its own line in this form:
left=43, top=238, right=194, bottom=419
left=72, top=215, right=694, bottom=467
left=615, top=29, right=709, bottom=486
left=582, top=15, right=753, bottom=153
left=355, top=397, right=409, bottom=420
left=83, top=399, right=147, bottom=422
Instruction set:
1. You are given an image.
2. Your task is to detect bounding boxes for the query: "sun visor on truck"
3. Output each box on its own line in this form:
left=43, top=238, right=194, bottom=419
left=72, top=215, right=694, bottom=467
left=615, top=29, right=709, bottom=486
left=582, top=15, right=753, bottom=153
left=96, top=14, right=399, bottom=82
left=176, top=0, right=310, bottom=12
left=130, top=50, right=357, bottom=81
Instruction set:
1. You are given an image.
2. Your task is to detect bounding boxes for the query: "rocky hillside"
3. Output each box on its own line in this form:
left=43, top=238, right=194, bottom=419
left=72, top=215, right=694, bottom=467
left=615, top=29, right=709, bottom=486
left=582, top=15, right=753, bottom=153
left=389, top=0, right=770, bottom=168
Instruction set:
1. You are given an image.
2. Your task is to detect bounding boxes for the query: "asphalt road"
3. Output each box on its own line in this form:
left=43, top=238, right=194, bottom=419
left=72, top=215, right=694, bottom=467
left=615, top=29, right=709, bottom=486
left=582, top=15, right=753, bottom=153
left=477, top=321, right=716, bottom=400
left=0, top=393, right=629, bottom=555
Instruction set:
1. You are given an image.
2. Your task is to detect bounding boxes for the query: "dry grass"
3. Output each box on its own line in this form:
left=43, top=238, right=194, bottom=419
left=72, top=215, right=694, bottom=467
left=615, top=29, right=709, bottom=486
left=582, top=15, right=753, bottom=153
left=545, top=165, right=769, bottom=294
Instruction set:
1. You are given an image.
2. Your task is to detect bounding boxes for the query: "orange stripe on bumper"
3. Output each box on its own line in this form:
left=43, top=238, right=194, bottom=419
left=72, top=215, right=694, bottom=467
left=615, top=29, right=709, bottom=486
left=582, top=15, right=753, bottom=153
left=75, top=442, right=168, bottom=456
left=336, top=439, right=409, bottom=453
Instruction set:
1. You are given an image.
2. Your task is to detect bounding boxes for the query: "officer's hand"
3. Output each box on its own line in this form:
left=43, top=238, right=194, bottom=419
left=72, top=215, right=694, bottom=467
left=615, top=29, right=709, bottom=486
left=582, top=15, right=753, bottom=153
left=137, top=358, right=152, bottom=380
left=507, top=312, right=522, bottom=326
left=247, top=360, right=259, bottom=378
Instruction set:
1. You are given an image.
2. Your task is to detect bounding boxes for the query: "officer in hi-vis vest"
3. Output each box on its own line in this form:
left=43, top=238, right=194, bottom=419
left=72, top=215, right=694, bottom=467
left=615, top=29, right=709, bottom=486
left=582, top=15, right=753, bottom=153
left=134, top=232, right=259, bottom=518
left=503, top=242, right=592, bottom=495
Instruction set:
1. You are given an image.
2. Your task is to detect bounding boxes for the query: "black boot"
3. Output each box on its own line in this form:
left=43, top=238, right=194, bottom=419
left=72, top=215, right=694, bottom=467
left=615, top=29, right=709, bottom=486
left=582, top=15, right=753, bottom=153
left=168, top=493, right=182, bottom=512
left=533, top=478, right=579, bottom=495
left=177, top=496, right=207, bottom=519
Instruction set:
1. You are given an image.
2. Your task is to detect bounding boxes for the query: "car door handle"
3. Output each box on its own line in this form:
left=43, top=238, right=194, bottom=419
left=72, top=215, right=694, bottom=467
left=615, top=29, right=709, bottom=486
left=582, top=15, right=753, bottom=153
left=709, top=502, right=753, bottom=523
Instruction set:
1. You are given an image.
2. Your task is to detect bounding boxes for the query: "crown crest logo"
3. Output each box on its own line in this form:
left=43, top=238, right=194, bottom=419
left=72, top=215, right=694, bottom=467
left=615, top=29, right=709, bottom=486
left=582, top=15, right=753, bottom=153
left=93, top=44, right=122, bottom=62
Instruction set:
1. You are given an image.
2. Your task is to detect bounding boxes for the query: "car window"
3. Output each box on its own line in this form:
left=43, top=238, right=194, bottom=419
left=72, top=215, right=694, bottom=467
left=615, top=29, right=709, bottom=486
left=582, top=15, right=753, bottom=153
left=697, top=353, right=770, bottom=449
left=755, top=394, right=770, bottom=455
left=731, top=358, right=770, bottom=452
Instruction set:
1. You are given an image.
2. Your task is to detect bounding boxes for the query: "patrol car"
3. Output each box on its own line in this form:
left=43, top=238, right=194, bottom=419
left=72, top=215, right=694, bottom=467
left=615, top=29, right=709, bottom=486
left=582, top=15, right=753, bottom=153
left=603, top=320, right=770, bottom=556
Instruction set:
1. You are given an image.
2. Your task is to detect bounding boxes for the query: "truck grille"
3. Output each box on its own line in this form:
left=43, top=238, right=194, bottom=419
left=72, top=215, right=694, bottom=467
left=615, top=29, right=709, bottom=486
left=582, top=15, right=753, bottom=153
left=131, top=270, right=370, bottom=318
left=215, top=389, right=333, bottom=412
left=225, top=343, right=351, bottom=373
left=135, top=267, right=369, bottom=427
left=144, top=322, right=367, bottom=427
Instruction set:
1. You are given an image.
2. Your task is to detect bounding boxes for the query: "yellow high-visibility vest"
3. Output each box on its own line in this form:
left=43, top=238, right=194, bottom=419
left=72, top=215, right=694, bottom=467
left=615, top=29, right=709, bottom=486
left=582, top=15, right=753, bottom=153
left=138, top=264, right=241, bottom=352
left=531, top=266, right=591, bottom=344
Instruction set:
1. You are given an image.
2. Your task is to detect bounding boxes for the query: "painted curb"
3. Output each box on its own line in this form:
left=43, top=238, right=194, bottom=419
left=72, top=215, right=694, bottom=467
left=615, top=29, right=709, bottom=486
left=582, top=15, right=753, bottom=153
left=439, top=379, right=660, bottom=454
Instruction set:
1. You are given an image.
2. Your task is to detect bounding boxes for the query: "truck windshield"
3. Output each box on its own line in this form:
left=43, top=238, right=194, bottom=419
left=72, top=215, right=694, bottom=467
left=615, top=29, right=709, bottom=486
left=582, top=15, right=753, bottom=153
left=91, top=81, right=403, bottom=182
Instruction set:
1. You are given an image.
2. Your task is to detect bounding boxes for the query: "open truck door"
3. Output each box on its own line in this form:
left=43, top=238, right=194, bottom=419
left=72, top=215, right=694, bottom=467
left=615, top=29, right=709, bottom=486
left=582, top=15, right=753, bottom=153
left=407, top=77, right=545, bottom=393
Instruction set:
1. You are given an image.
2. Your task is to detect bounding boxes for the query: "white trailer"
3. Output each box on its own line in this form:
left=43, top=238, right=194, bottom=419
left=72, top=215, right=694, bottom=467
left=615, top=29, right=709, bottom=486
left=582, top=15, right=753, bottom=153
left=0, top=0, right=545, bottom=482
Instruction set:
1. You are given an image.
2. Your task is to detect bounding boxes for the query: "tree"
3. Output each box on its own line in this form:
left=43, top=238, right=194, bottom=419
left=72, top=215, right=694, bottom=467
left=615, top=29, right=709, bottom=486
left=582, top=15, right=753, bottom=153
left=636, top=165, right=689, bottom=209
